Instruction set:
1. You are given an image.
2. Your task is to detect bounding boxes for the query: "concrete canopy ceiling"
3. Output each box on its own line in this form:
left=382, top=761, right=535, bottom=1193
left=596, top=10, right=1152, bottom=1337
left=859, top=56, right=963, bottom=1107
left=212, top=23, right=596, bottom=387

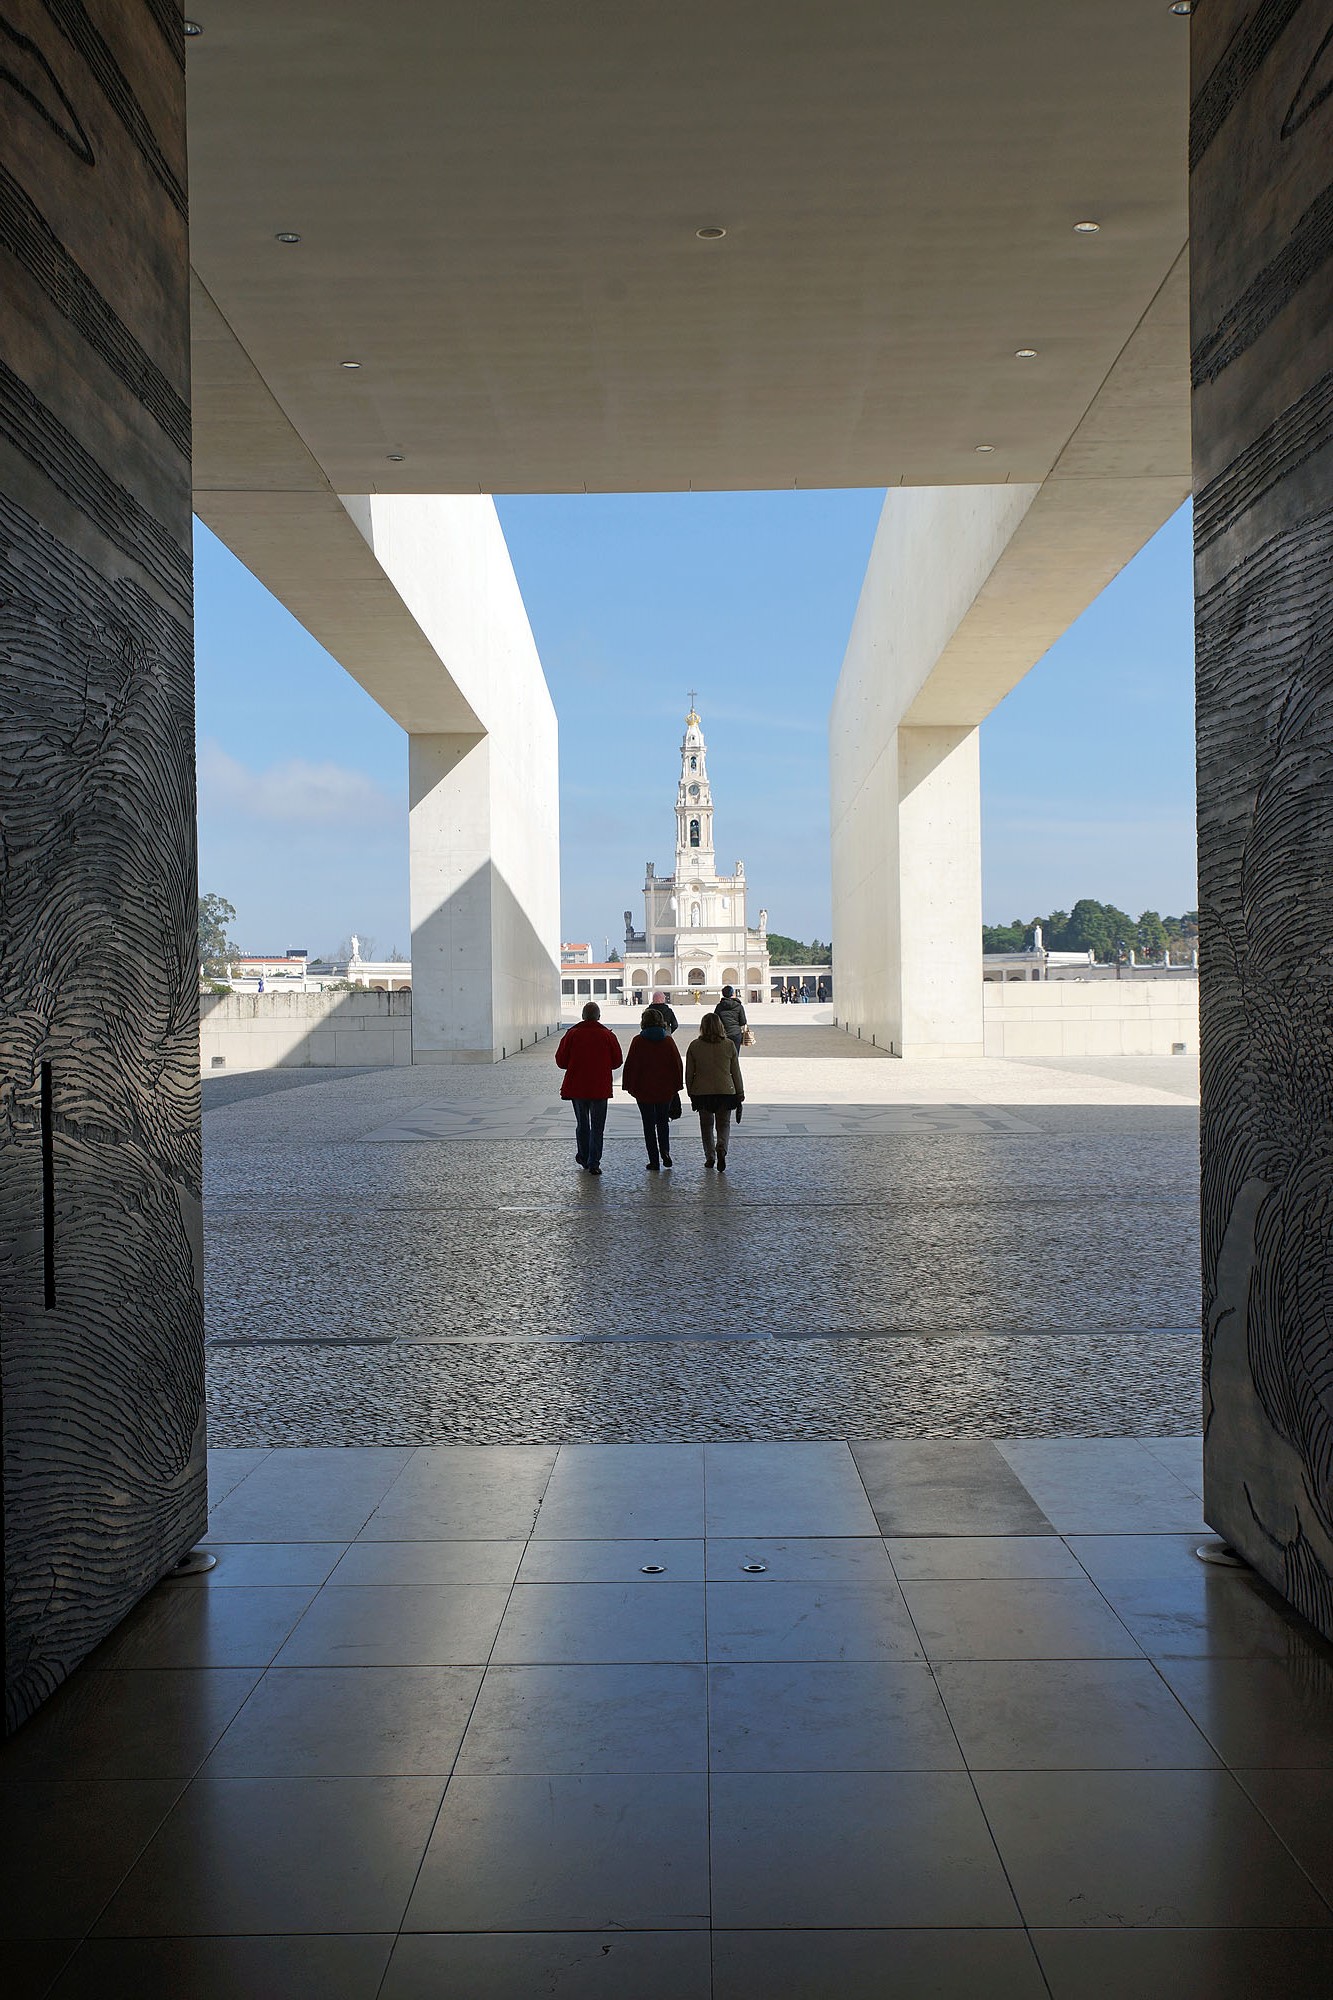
left=187, top=0, right=1189, bottom=498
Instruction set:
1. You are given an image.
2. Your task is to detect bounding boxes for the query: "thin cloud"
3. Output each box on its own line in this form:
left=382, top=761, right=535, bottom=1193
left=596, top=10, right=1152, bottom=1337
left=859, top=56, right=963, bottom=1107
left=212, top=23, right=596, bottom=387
left=197, top=739, right=398, bottom=828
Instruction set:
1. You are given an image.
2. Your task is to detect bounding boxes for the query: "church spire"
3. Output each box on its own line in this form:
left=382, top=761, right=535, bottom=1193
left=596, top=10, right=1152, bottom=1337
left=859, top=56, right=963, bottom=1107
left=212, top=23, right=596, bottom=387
left=677, top=700, right=714, bottom=864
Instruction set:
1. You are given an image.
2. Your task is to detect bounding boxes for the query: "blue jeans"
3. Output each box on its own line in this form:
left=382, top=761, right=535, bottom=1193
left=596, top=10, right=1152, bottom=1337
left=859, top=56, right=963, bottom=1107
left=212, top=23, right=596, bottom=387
left=572, top=1098, right=608, bottom=1167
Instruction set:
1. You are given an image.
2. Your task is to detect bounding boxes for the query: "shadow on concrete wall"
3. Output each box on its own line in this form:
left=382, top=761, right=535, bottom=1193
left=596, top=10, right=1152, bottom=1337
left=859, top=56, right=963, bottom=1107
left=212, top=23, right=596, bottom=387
left=200, top=989, right=414, bottom=1074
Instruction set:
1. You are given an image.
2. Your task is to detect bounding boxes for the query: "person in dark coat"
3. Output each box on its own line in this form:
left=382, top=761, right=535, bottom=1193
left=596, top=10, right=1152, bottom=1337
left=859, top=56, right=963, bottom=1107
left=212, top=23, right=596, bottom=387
left=622, top=1007, right=685, bottom=1170
left=555, top=1001, right=622, bottom=1174
left=715, top=984, right=747, bottom=1051
left=650, top=989, right=679, bottom=1033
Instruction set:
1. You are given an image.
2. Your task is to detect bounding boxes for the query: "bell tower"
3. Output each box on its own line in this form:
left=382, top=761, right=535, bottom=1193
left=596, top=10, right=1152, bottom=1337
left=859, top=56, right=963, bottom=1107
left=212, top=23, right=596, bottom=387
left=676, top=695, right=715, bottom=871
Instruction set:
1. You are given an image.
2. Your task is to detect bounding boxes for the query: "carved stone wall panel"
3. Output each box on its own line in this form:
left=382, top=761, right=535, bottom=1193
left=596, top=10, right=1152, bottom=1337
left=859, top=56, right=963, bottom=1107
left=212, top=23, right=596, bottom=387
left=0, top=0, right=203, bottom=1730
left=1192, top=0, right=1333, bottom=1638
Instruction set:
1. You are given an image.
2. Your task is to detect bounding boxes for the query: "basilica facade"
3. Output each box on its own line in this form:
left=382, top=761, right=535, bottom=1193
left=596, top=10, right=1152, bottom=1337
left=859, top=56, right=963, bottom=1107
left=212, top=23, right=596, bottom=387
left=622, top=705, right=770, bottom=1007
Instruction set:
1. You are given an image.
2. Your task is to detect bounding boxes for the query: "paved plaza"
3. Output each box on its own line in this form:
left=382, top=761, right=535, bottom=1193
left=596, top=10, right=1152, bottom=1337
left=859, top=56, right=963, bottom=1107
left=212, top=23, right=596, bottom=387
left=204, top=1026, right=1204, bottom=1446
left=5, top=1437, right=1333, bottom=1995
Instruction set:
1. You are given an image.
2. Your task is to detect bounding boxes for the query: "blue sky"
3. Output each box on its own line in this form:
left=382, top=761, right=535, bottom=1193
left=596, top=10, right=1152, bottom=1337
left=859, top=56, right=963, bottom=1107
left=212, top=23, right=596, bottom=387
left=193, top=494, right=1196, bottom=956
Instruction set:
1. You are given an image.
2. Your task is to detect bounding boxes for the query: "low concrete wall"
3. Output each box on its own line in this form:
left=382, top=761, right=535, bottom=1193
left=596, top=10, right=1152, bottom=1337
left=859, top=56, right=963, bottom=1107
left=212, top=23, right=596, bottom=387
left=200, top=990, right=414, bottom=1073
left=982, top=979, right=1198, bottom=1058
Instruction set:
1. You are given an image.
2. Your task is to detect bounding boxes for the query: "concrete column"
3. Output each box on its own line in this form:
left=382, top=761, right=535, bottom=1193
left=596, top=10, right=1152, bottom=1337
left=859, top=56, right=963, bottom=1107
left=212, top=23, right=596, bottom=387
left=897, top=727, right=984, bottom=1056
left=1, top=8, right=205, bottom=1726
left=1191, top=1, right=1333, bottom=1636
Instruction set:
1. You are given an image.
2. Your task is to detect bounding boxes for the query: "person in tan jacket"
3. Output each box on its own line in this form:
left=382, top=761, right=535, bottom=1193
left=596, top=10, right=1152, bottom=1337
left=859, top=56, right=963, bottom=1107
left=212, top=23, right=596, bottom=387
left=684, top=1011, right=745, bottom=1170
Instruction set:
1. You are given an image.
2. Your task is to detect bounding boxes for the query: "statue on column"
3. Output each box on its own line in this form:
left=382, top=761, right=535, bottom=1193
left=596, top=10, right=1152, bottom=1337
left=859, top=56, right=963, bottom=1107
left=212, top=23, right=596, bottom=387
left=758, top=907, right=768, bottom=937
left=349, top=933, right=361, bottom=964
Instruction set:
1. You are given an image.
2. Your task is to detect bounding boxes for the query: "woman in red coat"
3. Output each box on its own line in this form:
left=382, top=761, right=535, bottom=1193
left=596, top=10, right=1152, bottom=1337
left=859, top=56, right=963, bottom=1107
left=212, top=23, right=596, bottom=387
left=555, top=1001, right=623, bottom=1174
left=621, top=1007, right=685, bottom=1171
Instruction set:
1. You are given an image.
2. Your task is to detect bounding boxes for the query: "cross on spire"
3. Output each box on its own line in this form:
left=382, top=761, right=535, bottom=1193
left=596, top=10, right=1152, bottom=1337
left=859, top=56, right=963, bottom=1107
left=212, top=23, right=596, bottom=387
left=687, top=688, right=698, bottom=711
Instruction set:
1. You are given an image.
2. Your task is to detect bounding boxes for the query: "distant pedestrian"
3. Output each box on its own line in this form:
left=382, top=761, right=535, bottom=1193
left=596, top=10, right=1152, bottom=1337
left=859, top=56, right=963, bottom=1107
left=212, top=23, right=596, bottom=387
left=685, top=1011, right=744, bottom=1171
left=622, top=1007, right=685, bottom=1172
left=715, top=983, right=747, bottom=1052
left=650, top=989, right=679, bottom=1034
left=555, top=1001, right=622, bottom=1175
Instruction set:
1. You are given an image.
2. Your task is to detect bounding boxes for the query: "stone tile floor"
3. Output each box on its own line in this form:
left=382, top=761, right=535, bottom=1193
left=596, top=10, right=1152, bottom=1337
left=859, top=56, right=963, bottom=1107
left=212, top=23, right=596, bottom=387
left=4, top=1439, right=1333, bottom=1997
left=203, top=1033, right=1203, bottom=1443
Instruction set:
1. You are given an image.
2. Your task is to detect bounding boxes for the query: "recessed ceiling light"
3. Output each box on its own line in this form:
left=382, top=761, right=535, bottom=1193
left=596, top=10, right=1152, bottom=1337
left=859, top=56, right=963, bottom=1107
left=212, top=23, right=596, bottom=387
left=696, top=226, right=727, bottom=240
left=974, top=444, right=996, bottom=453
left=1014, top=348, right=1038, bottom=359
left=274, top=231, right=301, bottom=244
left=1073, top=220, right=1101, bottom=234
left=386, top=452, right=405, bottom=462
left=183, top=18, right=204, bottom=34
left=340, top=360, right=362, bottom=370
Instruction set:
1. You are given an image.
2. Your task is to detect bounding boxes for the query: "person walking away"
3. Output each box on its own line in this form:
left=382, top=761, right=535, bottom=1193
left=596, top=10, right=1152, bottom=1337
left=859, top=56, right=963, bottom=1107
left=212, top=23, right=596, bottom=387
left=622, top=1007, right=684, bottom=1171
left=715, top=984, right=747, bottom=1052
left=555, top=1001, right=622, bottom=1174
left=650, top=989, right=679, bottom=1034
left=685, top=1012, right=744, bottom=1171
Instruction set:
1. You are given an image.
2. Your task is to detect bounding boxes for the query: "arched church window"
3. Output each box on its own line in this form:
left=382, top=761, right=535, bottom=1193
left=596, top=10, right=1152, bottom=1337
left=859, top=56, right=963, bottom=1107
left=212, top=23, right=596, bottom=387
left=689, top=817, right=700, bottom=847
left=689, top=755, right=697, bottom=771
left=688, top=968, right=705, bottom=986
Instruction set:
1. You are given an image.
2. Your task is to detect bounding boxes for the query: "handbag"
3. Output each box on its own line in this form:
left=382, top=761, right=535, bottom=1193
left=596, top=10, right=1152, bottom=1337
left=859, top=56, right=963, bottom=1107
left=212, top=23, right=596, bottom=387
left=668, top=1091, right=683, bottom=1120
left=741, top=1026, right=756, bottom=1048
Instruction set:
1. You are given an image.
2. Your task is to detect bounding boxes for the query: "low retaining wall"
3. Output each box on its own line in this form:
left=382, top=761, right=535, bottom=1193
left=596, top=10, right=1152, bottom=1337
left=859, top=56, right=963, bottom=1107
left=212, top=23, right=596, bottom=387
left=200, top=990, right=413, bottom=1073
left=982, top=978, right=1198, bottom=1058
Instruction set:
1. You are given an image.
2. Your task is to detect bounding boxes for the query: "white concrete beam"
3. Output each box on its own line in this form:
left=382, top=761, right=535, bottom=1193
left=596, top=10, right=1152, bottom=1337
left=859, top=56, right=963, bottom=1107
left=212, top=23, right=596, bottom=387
left=832, top=253, right=1191, bottom=1053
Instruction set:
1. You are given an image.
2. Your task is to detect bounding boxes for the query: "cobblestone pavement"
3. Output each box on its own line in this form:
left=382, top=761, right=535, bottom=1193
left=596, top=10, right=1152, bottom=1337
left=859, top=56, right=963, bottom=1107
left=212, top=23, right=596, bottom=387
left=205, top=1030, right=1202, bottom=1445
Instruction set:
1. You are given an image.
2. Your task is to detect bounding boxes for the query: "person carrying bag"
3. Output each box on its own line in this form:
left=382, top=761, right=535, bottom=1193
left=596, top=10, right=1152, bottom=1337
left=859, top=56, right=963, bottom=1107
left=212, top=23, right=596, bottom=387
left=685, top=1011, right=745, bottom=1171
left=622, top=1008, right=685, bottom=1171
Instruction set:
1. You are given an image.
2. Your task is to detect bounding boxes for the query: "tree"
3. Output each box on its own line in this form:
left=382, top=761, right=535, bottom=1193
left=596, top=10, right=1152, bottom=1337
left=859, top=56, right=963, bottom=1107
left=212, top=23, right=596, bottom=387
left=1137, top=910, right=1168, bottom=959
left=608, top=948, right=621, bottom=963
left=765, top=932, right=832, bottom=965
left=198, top=892, right=237, bottom=977
left=982, top=923, right=1027, bottom=953
left=387, top=946, right=408, bottom=963
left=1064, top=899, right=1115, bottom=959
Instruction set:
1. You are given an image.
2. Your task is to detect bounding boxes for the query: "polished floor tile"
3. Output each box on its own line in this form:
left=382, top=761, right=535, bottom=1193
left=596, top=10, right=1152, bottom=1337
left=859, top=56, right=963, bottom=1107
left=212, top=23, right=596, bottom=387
left=457, top=1664, right=706, bottom=1773
left=206, top=1448, right=416, bottom=1542
left=886, top=1535, right=1082, bottom=1581
left=357, top=1446, right=557, bottom=1540
left=710, top=1771, right=1019, bottom=1927
left=708, top=1661, right=962, bottom=1771
left=0, top=1669, right=261, bottom=1780
left=705, top=1443, right=880, bottom=1537
left=328, top=1540, right=525, bottom=1586
left=93, top=1584, right=318, bottom=1670
left=1065, top=1532, right=1215, bottom=1581
left=976, top=1768, right=1333, bottom=1927
left=273, top=1585, right=509, bottom=1666
left=707, top=1580, right=922, bottom=1662
left=1234, top=1768, right=1333, bottom=1900
left=0, top=1781, right=182, bottom=1939
left=95, top=1777, right=444, bottom=1935
left=404, top=1772, right=710, bottom=1931
left=1156, top=1655, right=1333, bottom=1765
left=1137, top=1434, right=1205, bottom=1495
left=381, top=1930, right=711, bottom=1998
left=206, top=1448, right=271, bottom=1506
left=935, top=1658, right=1219, bottom=1768
left=192, top=1543, right=346, bottom=1587
left=492, top=1583, right=705, bottom=1663
left=850, top=1441, right=1054, bottom=1536
left=712, top=1928, right=1047, bottom=1999
left=517, top=1538, right=705, bottom=1583
left=1033, top=1927, right=1333, bottom=1999
left=1096, top=1570, right=1324, bottom=1659
left=49, top=1934, right=394, bottom=1999
left=204, top=1665, right=483, bottom=1776
left=902, top=1579, right=1140, bottom=1660
left=7, top=1941, right=77, bottom=1998
left=705, top=1537, right=894, bottom=1582
left=533, top=1445, right=704, bottom=1539
left=995, top=1440, right=1205, bottom=1533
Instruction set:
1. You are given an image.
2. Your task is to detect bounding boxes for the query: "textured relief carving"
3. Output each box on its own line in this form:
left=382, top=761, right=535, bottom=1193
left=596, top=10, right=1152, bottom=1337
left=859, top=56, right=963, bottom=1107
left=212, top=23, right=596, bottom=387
left=0, top=163, right=190, bottom=452
left=1, top=0, right=201, bottom=1730
left=1193, top=0, right=1333, bottom=1638
left=0, top=491, right=206, bottom=1729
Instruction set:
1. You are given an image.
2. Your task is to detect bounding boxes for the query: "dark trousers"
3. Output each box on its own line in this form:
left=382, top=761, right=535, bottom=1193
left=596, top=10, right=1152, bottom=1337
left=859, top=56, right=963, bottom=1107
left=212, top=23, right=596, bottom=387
left=572, top=1098, right=608, bottom=1167
left=638, top=1101, right=672, bottom=1163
